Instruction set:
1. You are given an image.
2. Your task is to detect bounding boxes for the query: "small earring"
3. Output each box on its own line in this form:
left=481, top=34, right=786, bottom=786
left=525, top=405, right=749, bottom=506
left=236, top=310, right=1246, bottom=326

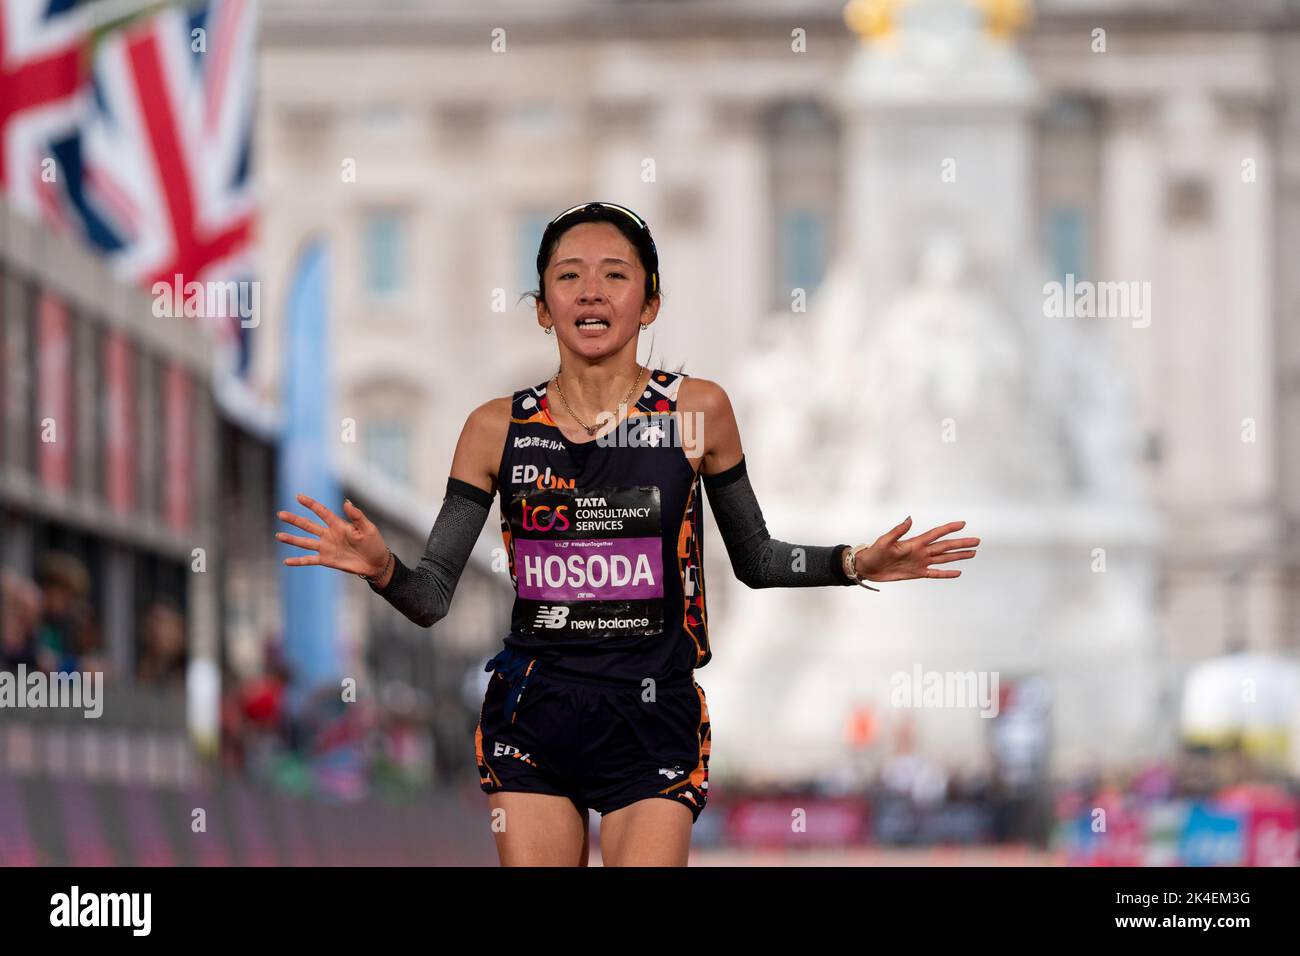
left=544, top=326, right=553, bottom=335
left=639, top=324, right=647, bottom=332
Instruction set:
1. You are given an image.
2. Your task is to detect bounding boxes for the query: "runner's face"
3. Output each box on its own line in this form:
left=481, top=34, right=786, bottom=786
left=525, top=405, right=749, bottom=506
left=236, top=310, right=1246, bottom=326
left=539, top=221, right=655, bottom=359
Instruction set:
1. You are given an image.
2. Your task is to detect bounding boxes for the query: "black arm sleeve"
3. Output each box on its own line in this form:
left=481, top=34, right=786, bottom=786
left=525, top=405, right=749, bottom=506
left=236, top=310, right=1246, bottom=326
left=367, top=477, right=493, bottom=627
left=701, top=455, right=856, bottom=588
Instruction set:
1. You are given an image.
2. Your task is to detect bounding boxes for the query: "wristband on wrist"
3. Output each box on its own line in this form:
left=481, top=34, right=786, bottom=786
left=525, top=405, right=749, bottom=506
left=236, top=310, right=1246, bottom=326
left=842, top=543, right=881, bottom=591
left=360, top=548, right=394, bottom=586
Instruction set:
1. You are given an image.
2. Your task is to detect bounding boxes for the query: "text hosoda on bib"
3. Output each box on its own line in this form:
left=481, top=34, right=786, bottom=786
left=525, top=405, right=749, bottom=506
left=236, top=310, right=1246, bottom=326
left=496, top=368, right=710, bottom=686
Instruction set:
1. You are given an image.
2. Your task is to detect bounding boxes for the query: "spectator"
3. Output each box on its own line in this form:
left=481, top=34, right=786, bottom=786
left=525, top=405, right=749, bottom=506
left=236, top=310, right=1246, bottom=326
left=135, top=601, right=186, bottom=686
left=74, top=605, right=109, bottom=678
left=0, top=569, right=41, bottom=671
left=241, top=645, right=290, bottom=729
left=33, top=551, right=91, bottom=674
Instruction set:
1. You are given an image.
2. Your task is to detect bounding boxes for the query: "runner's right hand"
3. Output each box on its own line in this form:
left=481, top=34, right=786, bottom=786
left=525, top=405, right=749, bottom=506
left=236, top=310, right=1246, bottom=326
left=276, top=494, right=389, bottom=577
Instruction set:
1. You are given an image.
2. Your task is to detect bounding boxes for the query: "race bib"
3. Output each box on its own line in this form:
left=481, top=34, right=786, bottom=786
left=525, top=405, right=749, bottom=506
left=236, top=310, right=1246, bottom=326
left=506, top=485, right=664, bottom=638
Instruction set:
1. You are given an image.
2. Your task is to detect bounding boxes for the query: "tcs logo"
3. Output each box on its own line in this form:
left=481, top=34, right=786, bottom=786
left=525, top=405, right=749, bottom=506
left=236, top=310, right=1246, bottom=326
left=521, top=500, right=569, bottom=532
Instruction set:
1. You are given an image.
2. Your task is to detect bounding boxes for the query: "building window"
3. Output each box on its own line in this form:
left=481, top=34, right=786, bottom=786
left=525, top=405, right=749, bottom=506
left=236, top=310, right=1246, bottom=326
left=765, top=99, right=839, bottom=312
left=504, top=104, right=563, bottom=133
left=776, top=206, right=828, bottom=304
left=360, top=102, right=408, bottom=133
left=363, top=420, right=411, bottom=485
left=363, top=211, right=406, bottom=299
left=1036, top=94, right=1099, bottom=287
left=1044, top=204, right=1089, bottom=284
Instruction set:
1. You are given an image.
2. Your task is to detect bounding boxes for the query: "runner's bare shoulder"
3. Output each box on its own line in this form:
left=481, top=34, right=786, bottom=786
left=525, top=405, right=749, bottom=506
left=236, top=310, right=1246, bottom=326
left=451, top=395, right=513, bottom=497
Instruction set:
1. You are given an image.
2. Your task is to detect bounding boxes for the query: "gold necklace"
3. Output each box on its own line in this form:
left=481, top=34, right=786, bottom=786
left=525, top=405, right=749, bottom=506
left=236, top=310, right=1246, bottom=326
left=551, top=364, right=646, bottom=436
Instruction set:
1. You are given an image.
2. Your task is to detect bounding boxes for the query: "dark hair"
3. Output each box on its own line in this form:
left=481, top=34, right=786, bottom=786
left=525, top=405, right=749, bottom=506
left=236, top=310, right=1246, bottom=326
left=519, top=201, right=661, bottom=309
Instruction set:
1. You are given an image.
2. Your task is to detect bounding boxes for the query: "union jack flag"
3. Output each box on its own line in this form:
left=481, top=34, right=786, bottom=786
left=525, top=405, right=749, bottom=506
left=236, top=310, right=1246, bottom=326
left=1, top=0, right=257, bottom=375
left=0, top=0, right=86, bottom=220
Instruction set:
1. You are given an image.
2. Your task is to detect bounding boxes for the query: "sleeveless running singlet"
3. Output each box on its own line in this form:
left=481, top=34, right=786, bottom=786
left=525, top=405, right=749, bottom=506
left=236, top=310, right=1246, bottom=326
left=495, top=368, right=709, bottom=686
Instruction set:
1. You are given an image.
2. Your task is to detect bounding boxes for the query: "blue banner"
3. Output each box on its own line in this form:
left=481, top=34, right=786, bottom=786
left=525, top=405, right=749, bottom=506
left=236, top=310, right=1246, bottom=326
left=276, top=238, right=342, bottom=716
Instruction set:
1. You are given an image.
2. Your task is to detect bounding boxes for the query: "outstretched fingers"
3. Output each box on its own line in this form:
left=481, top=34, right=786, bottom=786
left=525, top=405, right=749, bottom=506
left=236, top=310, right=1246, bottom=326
left=277, top=509, right=327, bottom=538
left=920, top=528, right=978, bottom=577
left=913, top=520, right=967, bottom=547
left=925, top=549, right=977, bottom=565
left=295, top=493, right=345, bottom=530
left=275, top=532, right=320, bottom=552
left=928, top=536, right=980, bottom=555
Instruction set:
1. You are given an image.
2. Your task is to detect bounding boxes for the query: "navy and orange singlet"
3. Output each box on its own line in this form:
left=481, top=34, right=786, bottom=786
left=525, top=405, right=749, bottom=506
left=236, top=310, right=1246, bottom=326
left=495, top=367, right=708, bottom=686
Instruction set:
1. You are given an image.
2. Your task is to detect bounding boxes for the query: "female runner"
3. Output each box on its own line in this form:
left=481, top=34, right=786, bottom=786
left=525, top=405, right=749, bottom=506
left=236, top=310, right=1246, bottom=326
left=276, top=201, right=980, bottom=866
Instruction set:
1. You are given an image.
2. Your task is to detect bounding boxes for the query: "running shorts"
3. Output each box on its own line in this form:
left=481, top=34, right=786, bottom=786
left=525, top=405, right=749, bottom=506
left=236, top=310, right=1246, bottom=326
left=474, top=647, right=712, bottom=823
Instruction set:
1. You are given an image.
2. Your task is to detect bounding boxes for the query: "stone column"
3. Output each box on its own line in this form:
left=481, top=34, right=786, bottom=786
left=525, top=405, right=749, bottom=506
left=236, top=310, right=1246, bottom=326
left=1213, top=89, right=1283, bottom=652
left=187, top=377, right=221, bottom=755
left=704, top=97, right=770, bottom=367
left=1097, top=93, right=1162, bottom=481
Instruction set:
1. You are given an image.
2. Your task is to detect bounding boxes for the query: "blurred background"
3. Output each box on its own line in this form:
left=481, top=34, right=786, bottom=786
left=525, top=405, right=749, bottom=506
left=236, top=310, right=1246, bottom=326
left=1, top=0, right=1298, bottom=866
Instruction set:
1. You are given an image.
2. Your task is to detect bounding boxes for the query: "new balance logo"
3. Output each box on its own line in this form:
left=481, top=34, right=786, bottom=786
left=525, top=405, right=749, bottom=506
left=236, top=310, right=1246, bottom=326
left=533, top=606, right=570, bottom=629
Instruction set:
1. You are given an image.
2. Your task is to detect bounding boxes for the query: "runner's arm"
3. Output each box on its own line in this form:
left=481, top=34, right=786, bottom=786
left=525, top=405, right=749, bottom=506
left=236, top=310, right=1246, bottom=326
left=688, top=378, right=855, bottom=588
left=367, top=398, right=510, bottom=626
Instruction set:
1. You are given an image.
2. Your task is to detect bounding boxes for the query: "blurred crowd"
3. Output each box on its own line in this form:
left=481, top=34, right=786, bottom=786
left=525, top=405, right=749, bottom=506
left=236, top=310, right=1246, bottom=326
left=0, top=551, right=185, bottom=685
left=711, top=750, right=1053, bottom=848
left=2, top=551, right=443, bottom=802
left=2, top=553, right=103, bottom=675
left=700, top=733, right=1299, bottom=855
left=219, top=641, right=437, bottom=801
left=1054, top=751, right=1300, bottom=818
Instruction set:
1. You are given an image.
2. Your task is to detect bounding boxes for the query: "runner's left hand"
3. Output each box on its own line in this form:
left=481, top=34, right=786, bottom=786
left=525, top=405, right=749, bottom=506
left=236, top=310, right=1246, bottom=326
left=852, top=518, right=979, bottom=584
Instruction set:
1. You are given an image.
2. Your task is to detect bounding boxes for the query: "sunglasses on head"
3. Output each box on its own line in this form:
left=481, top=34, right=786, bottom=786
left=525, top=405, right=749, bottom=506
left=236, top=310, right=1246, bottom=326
left=548, top=201, right=650, bottom=232
left=544, top=201, right=658, bottom=294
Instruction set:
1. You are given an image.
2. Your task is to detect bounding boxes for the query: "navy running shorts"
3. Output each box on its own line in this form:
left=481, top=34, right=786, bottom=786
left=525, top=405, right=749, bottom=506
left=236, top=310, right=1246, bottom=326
left=474, top=647, right=711, bottom=823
